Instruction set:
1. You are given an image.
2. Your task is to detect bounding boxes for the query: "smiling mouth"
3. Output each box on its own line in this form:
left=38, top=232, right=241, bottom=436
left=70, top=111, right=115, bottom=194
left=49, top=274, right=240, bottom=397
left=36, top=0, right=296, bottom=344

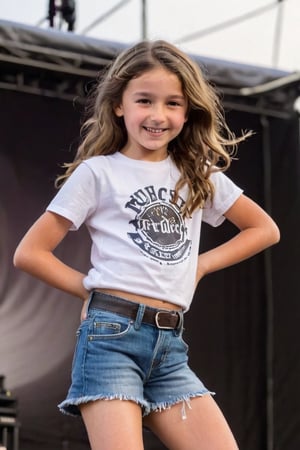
left=143, top=126, right=166, bottom=133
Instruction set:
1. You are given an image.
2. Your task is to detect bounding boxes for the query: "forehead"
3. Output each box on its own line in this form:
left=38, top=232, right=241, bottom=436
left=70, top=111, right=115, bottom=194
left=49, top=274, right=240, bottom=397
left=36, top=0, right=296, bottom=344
left=125, top=67, right=183, bottom=94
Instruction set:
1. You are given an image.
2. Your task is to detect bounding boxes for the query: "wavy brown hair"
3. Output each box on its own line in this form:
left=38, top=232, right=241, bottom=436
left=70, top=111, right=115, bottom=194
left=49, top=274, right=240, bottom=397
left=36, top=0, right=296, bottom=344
left=57, top=40, right=249, bottom=217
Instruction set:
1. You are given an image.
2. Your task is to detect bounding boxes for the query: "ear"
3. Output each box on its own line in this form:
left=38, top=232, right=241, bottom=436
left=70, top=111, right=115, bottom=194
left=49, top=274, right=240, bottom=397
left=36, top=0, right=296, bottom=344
left=114, top=104, right=124, bottom=117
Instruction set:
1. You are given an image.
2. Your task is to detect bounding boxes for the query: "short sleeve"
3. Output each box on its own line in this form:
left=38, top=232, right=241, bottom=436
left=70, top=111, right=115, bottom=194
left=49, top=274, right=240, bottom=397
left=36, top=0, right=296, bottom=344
left=202, top=171, right=243, bottom=227
left=46, top=162, right=97, bottom=230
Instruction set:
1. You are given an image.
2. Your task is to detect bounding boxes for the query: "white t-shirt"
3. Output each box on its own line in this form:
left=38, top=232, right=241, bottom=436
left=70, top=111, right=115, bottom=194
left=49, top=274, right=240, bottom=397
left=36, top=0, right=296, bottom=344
left=47, top=152, right=242, bottom=311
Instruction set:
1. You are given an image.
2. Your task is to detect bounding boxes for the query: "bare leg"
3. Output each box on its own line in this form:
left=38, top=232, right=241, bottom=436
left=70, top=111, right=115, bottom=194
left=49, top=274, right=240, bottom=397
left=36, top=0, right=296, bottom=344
left=80, top=399, right=144, bottom=450
left=144, top=395, right=239, bottom=450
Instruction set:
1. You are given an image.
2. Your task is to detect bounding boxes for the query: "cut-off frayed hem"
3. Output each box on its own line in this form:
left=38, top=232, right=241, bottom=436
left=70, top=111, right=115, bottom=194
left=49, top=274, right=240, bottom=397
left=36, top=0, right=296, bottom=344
left=58, top=390, right=215, bottom=420
left=145, top=390, right=215, bottom=419
left=58, top=393, right=148, bottom=417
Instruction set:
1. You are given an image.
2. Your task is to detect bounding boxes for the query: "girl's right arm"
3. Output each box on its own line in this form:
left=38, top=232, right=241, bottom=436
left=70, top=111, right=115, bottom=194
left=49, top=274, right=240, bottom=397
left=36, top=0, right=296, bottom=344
left=13, top=211, right=90, bottom=301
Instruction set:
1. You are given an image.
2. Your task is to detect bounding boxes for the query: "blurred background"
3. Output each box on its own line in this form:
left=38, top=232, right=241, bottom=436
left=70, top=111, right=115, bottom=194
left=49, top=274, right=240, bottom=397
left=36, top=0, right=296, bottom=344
left=0, top=0, right=300, bottom=71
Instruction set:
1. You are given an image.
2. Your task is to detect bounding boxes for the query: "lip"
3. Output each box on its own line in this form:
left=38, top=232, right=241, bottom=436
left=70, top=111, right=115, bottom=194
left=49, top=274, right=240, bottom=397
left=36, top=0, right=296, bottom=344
left=143, top=126, right=167, bottom=135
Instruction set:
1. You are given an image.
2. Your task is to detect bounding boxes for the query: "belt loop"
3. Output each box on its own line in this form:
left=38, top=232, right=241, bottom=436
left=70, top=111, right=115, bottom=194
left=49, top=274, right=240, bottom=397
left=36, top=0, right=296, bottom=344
left=86, top=291, right=95, bottom=313
left=175, top=311, right=184, bottom=335
left=134, top=304, right=145, bottom=330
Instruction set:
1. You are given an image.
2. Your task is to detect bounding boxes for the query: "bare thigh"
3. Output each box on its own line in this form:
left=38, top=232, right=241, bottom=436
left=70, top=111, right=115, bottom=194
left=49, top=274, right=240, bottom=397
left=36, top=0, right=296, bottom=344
left=80, top=399, right=144, bottom=450
left=144, top=395, right=239, bottom=450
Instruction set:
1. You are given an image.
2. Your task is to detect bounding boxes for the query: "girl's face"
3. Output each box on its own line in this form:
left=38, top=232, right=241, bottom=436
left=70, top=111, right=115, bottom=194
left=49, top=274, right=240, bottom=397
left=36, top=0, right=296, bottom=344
left=115, top=66, right=188, bottom=161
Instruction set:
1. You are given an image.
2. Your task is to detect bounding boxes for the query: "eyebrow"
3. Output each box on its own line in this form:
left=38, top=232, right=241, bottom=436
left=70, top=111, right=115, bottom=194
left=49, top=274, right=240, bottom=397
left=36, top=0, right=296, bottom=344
left=133, top=91, right=185, bottom=100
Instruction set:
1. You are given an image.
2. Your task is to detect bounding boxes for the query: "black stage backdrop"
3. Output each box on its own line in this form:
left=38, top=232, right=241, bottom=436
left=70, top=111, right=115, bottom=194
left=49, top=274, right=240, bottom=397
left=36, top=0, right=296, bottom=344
left=1, top=30, right=300, bottom=450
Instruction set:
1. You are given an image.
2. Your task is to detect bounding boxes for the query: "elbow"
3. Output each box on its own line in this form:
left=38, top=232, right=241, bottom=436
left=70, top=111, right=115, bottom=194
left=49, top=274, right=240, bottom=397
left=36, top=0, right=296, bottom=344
left=13, top=247, right=23, bottom=270
left=268, top=221, right=280, bottom=247
left=13, top=245, right=29, bottom=271
left=274, top=225, right=281, bottom=244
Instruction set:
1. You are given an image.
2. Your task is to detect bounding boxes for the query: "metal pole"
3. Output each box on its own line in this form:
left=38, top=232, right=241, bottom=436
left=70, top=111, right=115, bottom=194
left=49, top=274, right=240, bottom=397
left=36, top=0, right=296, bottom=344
left=260, top=114, right=274, bottom=450
left=141, top=0, right=147, bottom=39
left=80, top=0, right=130, bottom=35
left=272, top=0, right=285, bottom=67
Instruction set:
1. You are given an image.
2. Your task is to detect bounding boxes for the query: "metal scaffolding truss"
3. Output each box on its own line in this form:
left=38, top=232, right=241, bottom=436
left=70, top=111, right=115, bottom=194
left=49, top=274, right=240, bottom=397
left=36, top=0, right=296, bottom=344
left=0, top=35, right=112, bottom=103
left=0, top=19, right=299, bottom=117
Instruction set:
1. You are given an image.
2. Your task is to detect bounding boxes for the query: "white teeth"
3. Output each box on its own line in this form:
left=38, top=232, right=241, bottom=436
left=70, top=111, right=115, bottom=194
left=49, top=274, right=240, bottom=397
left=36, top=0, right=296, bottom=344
left=145, top=127, right=164, bottom=133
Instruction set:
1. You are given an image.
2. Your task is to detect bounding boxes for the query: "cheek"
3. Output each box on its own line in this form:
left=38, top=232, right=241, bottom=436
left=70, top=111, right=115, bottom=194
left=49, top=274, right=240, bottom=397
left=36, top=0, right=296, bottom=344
left=122, top=114, right=138, bottom=133
left=175, top=113, right=188, bottom=128
left=125, top=110, right=145, bottom=126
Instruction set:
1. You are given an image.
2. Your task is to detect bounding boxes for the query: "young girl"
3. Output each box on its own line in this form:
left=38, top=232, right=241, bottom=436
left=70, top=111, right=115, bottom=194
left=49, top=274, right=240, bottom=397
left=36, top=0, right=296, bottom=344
left=14, top=40, right=280, bottom=450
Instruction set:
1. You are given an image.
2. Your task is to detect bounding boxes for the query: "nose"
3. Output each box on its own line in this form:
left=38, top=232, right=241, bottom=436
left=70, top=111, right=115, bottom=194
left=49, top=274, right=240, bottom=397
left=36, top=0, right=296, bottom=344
left=150, top=103, right=165, bottom=122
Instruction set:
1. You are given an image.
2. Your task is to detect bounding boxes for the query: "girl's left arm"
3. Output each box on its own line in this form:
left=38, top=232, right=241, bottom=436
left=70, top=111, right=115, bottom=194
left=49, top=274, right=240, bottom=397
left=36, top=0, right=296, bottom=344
left=196, top=194, right=280, bottom=283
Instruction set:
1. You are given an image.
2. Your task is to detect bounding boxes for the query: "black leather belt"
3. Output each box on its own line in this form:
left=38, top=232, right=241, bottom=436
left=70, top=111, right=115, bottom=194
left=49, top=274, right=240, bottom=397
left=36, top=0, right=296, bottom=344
left=89, top=291, right=182, bottom=330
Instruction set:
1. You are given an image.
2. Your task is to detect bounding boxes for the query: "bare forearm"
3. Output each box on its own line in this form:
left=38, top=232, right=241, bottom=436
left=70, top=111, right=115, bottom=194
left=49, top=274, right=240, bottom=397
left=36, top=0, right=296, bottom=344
left=14, top=249, right=89, bottom=300
left=14, top=211, right=90, bottom=300
left=197, top=226, right=278, bottom=281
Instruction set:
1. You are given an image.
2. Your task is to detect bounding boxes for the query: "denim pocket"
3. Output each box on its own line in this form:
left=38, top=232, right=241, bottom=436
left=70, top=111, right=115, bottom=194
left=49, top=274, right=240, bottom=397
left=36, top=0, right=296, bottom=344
left=87, top=310, right=133, bottom=340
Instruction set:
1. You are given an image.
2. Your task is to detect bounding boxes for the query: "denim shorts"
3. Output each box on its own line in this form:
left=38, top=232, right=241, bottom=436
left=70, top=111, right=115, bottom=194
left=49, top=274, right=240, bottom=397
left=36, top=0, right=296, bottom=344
left=58, top=292, right=213, bottom=417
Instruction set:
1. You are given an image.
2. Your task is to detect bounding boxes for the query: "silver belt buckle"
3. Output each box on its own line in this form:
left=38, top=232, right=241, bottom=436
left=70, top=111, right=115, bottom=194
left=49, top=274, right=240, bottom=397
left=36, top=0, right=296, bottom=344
left=155, top=311, right=177, bottom=329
